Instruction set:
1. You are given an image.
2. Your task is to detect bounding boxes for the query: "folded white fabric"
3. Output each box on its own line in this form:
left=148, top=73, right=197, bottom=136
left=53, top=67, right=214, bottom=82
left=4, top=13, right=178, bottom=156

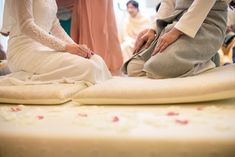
left=0, top=84, right=87, bottom=105
left=74, top=64, right=235, bottom=105
left=0, top=69, right=90, bottom=104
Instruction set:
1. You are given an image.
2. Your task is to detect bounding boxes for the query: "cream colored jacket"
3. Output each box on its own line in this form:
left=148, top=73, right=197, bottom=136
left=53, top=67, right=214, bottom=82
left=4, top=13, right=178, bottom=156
left=151, top=0, right=232, bottom=38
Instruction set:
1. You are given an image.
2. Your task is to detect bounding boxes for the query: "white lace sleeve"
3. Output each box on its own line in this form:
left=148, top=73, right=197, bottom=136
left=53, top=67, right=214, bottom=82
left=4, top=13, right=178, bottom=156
left=51, top=18, right=76, bottom=44
left=15, top=0, right=67, bottom=51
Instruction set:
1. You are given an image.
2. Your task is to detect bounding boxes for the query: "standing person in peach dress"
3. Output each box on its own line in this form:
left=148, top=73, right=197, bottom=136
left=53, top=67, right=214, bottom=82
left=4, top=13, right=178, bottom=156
left=71, top=0, right=123, bottom=75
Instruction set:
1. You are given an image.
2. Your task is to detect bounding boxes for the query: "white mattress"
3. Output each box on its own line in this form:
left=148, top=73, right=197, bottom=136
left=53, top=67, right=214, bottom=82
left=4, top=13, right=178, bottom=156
left=74, top=65, right=235, bottom=105
left=1, top=99, right=235, bottom=157
left=1, top=65, right=234, bottom=105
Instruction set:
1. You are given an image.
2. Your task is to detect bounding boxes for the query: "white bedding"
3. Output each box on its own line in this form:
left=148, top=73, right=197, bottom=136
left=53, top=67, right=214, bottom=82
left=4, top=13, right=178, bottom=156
left=0, top=83, right=87, bottom=104
left=0, top=65, right=235, bottom=105
left=74, top=65, right=235, bottom=104
left=1, top=65, right=235, bottom=156
left=0, top=99, right=235, bottom=157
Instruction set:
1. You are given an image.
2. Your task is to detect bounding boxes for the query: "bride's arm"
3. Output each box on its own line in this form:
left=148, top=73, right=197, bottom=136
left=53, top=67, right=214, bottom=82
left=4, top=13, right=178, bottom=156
left=15, top=0, right=67, bottom=51
left=50, top=18, right=76, bottom=44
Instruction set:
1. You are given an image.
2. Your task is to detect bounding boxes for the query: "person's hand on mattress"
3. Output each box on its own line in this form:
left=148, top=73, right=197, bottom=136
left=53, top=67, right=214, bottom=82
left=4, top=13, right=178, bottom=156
left=152, top=27, right=183, bottom=56
left=65, top=44, right=93, bottom=59
left=133, top=29, right=156, bottom=54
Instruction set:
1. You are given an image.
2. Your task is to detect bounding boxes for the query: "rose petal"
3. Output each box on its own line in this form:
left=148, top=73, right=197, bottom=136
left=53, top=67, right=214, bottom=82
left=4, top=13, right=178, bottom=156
left=112, top=116, right=119, bottom=123
left=10, top=107, right=22, bottom=112
left=166, top=112, right=179, bottom=116
left=175, top=119, right=189, bottom=125
left=37, top=115, right=44, bottom=120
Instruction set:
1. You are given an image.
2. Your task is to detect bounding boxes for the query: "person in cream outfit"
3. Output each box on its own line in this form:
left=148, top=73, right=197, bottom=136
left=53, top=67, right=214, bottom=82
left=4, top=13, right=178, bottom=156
left=0, top=0, right=111, bottom=84
left=122, top=0, right=235, bottom=79
left=121, top=0, right=151, bottom=62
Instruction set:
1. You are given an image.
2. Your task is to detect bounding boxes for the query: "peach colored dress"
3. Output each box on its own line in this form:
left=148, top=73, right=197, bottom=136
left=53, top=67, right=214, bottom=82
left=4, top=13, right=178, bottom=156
left=56, top=0, right=74, bottom=10
left=71, top=0, right=123, bottom=74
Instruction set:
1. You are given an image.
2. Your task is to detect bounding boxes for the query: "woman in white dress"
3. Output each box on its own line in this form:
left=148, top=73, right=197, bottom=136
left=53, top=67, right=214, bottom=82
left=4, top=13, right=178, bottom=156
left=0, top=0, right=111, bottom=84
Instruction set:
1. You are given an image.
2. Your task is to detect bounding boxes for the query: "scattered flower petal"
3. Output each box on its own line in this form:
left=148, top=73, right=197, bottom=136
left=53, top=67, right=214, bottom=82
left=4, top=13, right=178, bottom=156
left=37, top=115, right=44, bottom=120
left=166, top=112, right=179, bottom=116
left=175, top=119, right=189, bottom=125
left=10, top=107, right=22, bottom=112
left=112, top=116, right=119, bottom=123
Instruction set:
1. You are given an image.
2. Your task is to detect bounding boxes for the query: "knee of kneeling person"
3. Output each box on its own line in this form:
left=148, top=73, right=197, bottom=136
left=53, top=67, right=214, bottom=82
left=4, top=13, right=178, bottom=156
left=127, top=65, right=138, bottom=77
left=126, top=59, right=145, bottom=77
left=144, top=59, right=190, bottom=78
left=80, top=61, right=100, bottom=84
left=144, top=61, right=165, bottom=79
left=85, top=61, right=100, bottom=73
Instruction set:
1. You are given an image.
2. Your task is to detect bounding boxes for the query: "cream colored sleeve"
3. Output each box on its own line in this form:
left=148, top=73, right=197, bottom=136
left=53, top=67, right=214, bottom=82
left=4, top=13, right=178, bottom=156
left=150, top=0, right=175, bottom=31
left=51, top=18, right=76, bottom=44
left=15, top=0, right=67, bottom=51
left=174, top=0, right=216, bottom=38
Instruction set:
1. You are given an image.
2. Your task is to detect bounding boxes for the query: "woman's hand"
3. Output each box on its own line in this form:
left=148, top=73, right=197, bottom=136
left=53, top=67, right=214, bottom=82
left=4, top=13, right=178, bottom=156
left=152, top=27, right=183, bottom=56
left=133, top=29, right=156, bottom=54
left=65, top=44, right=93, bottom=59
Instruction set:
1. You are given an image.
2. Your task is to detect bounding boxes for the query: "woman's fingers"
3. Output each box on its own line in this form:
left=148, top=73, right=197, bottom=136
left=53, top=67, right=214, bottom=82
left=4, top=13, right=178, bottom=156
left=152, top=28, right=183, bottom=56
left=81, top=45, right=95, bottom=56
left=133, top=32, right=145, bottom=54
left=133, top=29, right=151, bottom=54
left=145, top=35, right=155, bottom=48
left=133, top=29, right=156, bottom=54
left=133, top=37, right=145, bottom=54
left=77, top=45, right=93, bottom=58
left=159, top=42, right=169, bottom=53
left=152, top=39, right=169, bottom=56
left=152, top=38, right=164, bottom=55
left=65, top=44, right=92, bottom=58
left=87, top=50, right=93, bottom=58
left=77, top=46, right=87, bottom=57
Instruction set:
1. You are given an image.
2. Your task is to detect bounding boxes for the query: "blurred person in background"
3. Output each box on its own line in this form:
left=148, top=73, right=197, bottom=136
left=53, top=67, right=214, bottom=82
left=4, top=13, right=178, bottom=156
left=121, top=0, right=151, bottom=62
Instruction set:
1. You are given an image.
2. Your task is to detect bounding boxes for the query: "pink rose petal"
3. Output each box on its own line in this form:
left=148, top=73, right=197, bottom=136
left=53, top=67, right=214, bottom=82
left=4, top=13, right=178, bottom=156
left=175, top=119, right=189, bottom=125
left=37, top=115, right=44, bottom=120
left=112, top=116, right=119, bottom=123
left=166, top=112, right=179, bottom=116
left=10, top=107, right=22, bottom=112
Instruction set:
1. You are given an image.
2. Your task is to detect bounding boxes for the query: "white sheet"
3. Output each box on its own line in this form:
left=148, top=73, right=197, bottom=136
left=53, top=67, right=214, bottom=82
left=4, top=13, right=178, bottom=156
left=74, top=64, right=235, bottom=104
left=1, top=64, right=235, bottom=105
left=0, top=99, right=235, bottom=157
left=0, top=71, right=88, bottom=104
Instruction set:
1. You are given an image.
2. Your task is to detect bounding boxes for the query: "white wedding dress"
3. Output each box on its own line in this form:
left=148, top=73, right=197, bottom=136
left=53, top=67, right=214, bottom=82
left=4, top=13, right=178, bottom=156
left=0, top=0, right=111, bottom=85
